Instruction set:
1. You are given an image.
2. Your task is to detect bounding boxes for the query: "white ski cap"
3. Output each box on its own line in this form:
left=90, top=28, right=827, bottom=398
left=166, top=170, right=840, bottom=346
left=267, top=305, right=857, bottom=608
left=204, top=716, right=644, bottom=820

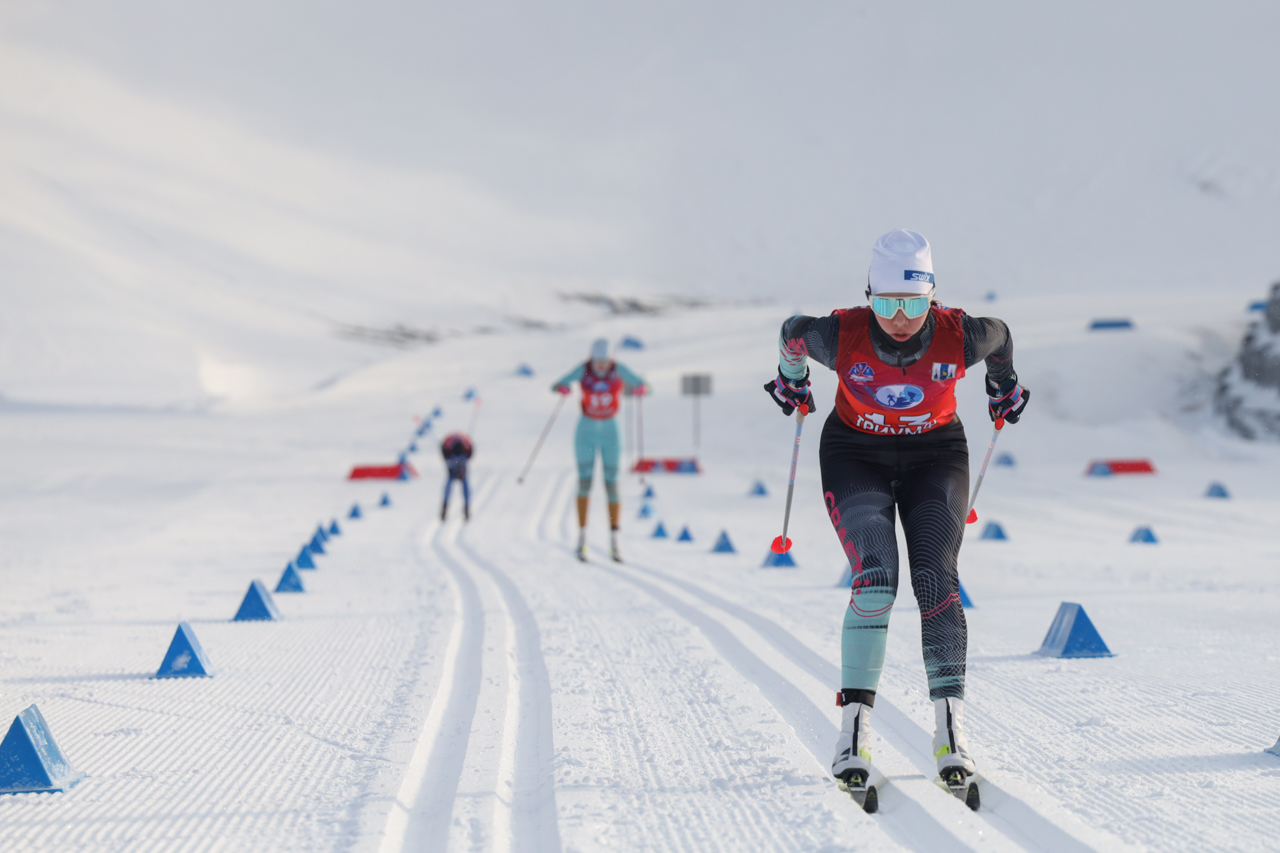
left=868, top=229, right=935, bottom=296
left=590, top=338, right=609, bottom=361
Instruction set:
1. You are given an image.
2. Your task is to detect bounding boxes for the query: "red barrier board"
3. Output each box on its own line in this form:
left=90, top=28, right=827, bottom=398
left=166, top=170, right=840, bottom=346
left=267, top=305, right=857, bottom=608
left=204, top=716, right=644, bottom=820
left=632, top=458, right=701, bottom=474
left=348, top=462, right=418, bottom=480
left=1085, top=459, right=1156, bottom=476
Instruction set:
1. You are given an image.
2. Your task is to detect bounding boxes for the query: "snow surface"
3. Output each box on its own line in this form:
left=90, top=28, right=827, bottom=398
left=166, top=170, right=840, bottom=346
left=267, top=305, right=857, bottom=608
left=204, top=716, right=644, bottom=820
left=3, top=2, right=1280, bottom=851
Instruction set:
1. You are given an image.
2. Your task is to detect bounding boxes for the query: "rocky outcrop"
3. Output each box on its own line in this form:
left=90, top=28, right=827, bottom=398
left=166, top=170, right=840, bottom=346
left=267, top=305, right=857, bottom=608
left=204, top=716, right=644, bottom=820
left=1216, top=282, right=1280, bottom=439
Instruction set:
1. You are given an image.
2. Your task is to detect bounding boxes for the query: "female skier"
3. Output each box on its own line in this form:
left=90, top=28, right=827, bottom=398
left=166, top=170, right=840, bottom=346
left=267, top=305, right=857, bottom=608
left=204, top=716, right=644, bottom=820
left=552, top=339, right=648, bottom=562
left=764, top=229, right=1028, bottom=798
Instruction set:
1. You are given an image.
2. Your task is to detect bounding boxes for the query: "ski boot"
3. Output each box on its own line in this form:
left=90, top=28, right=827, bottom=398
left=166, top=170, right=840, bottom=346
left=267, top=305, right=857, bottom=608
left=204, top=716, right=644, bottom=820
left=463, top=504, right=470, bottom=522
left=933, top=697, right=980, bottom=810
left=610, top=530, right=622, bottom=563
left=576, top=529, right=588, bottom=562
left=832, top=692, right=880, bottom=813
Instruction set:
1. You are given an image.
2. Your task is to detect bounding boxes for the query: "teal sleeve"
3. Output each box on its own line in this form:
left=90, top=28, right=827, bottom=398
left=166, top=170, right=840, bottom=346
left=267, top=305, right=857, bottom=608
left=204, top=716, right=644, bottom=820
left=552, top=364, right=585, bottom=391
left=615, top=362, right=645, bottom=391
left=778, top=315, right=810, bottom=380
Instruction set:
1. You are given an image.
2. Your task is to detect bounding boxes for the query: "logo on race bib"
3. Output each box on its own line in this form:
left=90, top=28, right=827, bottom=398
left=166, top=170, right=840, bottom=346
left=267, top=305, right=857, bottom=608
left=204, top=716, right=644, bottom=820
left=931, top=363, right=957, bottom=381
left=848, top=362, right=875, bottom=383
left=873, top=384, right=925, bottom=409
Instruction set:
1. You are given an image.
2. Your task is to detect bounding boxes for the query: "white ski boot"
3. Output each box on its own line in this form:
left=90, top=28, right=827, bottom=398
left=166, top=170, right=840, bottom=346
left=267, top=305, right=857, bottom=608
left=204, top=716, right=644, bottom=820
left=576, top=529, right=588, bottom=562
left=933, top=697, right=980, bottom=810
left=832, top=694, right=881, bottom=812
left=610, top=530, right=622, bottom=563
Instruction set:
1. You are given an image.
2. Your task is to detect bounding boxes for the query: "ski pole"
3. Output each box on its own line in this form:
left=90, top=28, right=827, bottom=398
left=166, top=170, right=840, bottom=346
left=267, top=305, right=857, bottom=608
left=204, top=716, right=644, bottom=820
left=636, top=390, right=647, bottom=485
left=517, top=394, right=567, bottom=485
left=965, top=418, right=1004, bottom=524
left=771, top=405, right=808, bottom=554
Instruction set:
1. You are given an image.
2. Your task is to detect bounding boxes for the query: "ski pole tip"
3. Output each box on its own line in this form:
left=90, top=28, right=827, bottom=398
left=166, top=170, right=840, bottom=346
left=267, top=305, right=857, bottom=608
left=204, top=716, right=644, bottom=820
left=966, top=508, right=978, bottom=524
left=770, top=536, right=792, bottom=554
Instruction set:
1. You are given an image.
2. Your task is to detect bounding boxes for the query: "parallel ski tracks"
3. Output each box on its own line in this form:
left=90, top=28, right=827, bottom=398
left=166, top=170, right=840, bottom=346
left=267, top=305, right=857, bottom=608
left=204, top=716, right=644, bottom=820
left=536, top=486, right=1098, bottom=852
left=387, top=472, right=1099, bottom=852
left=382, top=474, right=561, bottom=853
left=615, top=558, right=1098, bottom=853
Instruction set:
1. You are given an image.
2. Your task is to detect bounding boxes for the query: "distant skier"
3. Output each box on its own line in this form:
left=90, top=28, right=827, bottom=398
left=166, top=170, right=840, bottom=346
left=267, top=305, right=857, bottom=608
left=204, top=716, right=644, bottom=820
left=440, top=432, right=473, bottom=521
left=552, top=339, right=648, bottom=562
left=764, top=230, right=1028, bottom=802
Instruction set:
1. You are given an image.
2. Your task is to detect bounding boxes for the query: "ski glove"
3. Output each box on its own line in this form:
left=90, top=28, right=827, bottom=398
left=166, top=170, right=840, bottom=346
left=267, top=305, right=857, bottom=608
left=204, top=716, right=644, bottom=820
left=764, top=367, right=816, bottom=417
left=986, top=372, right=1029, bottom=424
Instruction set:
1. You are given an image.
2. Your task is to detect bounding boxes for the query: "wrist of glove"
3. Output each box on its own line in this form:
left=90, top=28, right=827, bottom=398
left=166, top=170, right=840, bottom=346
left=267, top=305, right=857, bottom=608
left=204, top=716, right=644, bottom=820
left=764, top=367, right=816, bottom=416
left=986, top=372, right=1029, bottom=424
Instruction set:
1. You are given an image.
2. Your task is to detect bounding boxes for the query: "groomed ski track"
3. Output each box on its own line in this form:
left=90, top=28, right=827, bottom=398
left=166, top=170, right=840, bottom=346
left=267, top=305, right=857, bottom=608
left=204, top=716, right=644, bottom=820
left=380, top=470, right=1104, bottom=853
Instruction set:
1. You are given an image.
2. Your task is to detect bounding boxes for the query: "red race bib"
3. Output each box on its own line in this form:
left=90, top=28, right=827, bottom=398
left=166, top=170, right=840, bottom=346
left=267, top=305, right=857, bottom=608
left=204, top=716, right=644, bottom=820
left=581, top=362, right=623, bottom=419
left=833, top=307, right=966, bottom=435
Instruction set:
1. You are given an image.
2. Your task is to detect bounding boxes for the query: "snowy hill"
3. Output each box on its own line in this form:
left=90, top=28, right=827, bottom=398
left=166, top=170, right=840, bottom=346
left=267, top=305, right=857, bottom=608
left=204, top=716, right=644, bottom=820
left=2, top=2, right=1280, bottom=852
left=4, top=1, right=1280, bottom=407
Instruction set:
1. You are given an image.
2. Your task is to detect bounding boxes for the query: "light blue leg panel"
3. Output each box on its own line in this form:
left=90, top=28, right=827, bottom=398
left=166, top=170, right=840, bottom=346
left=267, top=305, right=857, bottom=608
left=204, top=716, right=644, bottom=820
left=841, top=590, right=895, bottom=693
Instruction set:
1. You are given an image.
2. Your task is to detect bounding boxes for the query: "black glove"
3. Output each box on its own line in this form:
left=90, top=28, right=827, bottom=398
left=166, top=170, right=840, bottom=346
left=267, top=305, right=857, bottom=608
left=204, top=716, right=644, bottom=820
left=986, top=372, right=1029, bottom=423
left=764, top=367, right=816, bottom=416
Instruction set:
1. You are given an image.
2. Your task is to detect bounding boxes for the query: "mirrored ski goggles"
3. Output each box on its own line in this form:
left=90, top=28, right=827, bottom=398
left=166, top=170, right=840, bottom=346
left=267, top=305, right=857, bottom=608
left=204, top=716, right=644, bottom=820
left=870, top=294, right=932, bottom=319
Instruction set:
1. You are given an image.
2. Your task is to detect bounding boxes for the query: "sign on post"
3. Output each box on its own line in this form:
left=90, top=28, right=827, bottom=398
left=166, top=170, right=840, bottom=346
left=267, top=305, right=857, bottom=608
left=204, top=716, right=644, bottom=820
left=681, top=374, right=712, bottom=461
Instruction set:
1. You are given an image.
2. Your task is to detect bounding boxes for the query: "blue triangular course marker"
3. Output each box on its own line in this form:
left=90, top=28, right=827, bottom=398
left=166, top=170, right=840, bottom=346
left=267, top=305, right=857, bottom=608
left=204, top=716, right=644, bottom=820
left=396, top=452, right=408, bottom=465
left=958, top=582, right=975, bottom=609
left=309, top=533, right=326, bottom=556
left=463, top=387, right=477, bottom=401
left=0, top=705, right=85, bottom=794
left=397, top=466, right=414, bottom=481
left=349, top=503, right=363, bottom=520
left=1266, top=736, right=1280, bottom=757
left=836, top=564, right=853, bottom=587
left=275, top=563, right=306, bottom=593
left=995, top=453, right=1016, bottom=467
left=1086, top=461, right=1113, bottom=477
left=1205, top=482, right=1230, bottom=499
left=652, top=522, right=668, bottom=539
left=316, top=524, right=329, bottom=543
left=677, top=526, right=694, bottom=542
left=432, top=407, right=442, bottom=418
left=750, top=480, right=768, bottom=496
left=380, top=493, right=392, bottom=508
left=516, top=363, right=535, bottom=376
left=762, top=550, right=797, bottom=568
left=643, top=485, right=655, bottom=499
left=1130, top=526, right=1158, bottom=544
left=234, top=580, right=281, bottom=622
left=620, top=336, right=644, bottom=350
left=1037, top=602, right=1114, bottom=658
left=408, top=442, right=418, bottom=453
left=295, top=547, right=317, bottom=570
left=329, top=520, right=341, bottom=537
left=155, top=621, right=214, bottom=678
left=981, top=522, right=1007, bottom=541
left=711, top=531, right=735, bottom=553
left=637, top=503, right=652, bottom=519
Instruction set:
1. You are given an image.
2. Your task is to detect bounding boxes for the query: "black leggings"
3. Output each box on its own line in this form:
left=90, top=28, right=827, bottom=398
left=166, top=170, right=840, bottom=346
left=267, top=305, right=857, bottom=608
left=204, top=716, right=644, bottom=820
left=820, top=414, right=969, bottom=700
